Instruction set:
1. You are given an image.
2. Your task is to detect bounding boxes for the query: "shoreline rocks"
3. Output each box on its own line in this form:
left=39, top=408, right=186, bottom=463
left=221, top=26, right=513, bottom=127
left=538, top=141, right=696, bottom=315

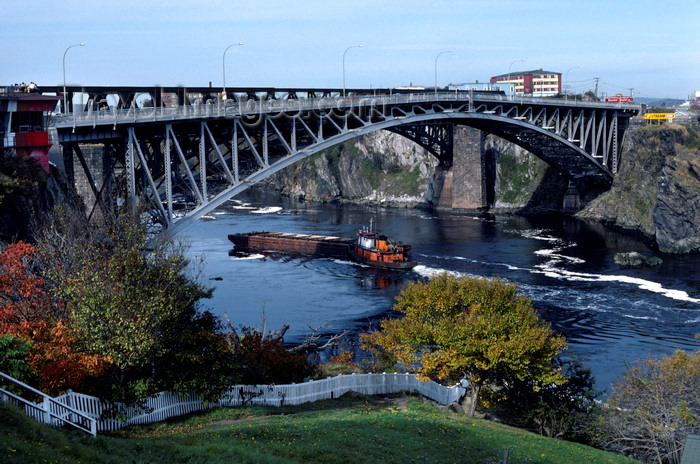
left=613, top=252, right=663, bottom=268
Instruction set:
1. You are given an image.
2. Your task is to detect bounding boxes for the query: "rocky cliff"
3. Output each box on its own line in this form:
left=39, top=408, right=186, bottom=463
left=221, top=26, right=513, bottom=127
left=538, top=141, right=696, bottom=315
left=486, top=137, right=568, bottom=211
left=577, top=125, right=700, bottom=254
left=263, top=130, right=568, bottom=211
left=264, top=131, right=438, bottom=206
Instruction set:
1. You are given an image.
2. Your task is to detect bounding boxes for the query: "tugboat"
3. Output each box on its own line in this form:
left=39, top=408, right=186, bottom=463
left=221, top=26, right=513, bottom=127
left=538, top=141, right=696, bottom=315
left=348, top=219, right=416, bottom=270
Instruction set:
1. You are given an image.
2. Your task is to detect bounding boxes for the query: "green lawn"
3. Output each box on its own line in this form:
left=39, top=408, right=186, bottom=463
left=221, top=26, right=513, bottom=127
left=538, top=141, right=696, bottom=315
left=1, top=395, right=638, bottom=464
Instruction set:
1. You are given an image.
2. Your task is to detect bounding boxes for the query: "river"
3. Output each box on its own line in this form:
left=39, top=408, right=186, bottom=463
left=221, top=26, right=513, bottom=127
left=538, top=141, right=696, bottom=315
left=181, top=189, right=700, bottom=394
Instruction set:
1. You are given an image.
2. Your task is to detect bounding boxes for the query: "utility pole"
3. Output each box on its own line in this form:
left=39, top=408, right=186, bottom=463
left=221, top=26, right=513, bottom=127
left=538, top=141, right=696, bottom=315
left=593, top=77, right=600, bottom=99
left=628, top=87, right=634, bottom=97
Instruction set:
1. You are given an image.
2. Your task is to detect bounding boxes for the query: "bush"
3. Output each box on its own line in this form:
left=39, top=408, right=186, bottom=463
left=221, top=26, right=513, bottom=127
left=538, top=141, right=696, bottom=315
left=596, top=340, right=700, bottom=464
left=229, top=326, right=316, bottom=385
left=362, top=274, right=567, bottom=417
left=0, top=334, right=34, bottom=386
left=485, top=356, right=600, bottom=442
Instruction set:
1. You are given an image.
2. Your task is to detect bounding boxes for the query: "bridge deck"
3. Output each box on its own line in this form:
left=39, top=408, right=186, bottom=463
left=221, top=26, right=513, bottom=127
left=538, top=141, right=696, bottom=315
left=53, top=92, right=638, bottom=129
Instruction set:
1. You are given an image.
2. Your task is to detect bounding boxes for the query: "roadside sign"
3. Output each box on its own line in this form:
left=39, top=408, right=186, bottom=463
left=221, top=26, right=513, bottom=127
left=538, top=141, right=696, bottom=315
left=644, top=113, right=675, bottom=120
left=605, top=97, right=634, bottom=103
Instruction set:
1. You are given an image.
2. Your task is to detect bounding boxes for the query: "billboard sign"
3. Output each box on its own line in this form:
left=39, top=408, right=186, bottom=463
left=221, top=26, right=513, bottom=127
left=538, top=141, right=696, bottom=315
left=605, top=96, right=635, bottom=103
left=644, top=113, right=675, bottom=120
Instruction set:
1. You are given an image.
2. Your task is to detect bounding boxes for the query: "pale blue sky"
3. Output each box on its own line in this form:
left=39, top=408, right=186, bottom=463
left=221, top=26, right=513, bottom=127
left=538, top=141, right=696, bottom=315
left=2, top=0, right=698, bottom=99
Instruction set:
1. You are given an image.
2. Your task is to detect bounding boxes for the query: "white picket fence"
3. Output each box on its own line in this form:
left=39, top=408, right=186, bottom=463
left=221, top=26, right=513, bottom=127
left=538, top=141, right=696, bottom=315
left=0, top=371, right=98, bottom=436
left=2, top=372, right=466, bottom=434
left=8, top=373, right=464, bottom=433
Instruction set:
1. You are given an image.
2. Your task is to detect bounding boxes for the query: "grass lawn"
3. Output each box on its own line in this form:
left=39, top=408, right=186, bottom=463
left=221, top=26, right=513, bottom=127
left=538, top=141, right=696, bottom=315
left=2, top=394, right=638, bottom=464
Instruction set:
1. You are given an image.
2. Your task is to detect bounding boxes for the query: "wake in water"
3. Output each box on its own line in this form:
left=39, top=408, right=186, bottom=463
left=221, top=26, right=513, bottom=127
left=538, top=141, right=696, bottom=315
left=517, top=228, right=700, bottom=305
left=412, top=264, right=481, bottom=280
left=415, top=226, right=700, bottom=308
left=251, top=206, right=283, bottom=214
left=533, top=264, right=700, bottom=304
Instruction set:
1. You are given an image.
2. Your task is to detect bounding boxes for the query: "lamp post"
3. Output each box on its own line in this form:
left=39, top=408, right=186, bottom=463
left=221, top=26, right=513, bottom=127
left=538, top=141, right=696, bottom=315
left=342, top=45, right=363, bottom=97
left=565, top=66, right=581, bottom=100
left=222, top=43, right=244, bottom=102
left=434, top=50, right=453, bottom=96
left=507, top=59, right=525, bottom=99
left=62, top=43, right=85, bottom=113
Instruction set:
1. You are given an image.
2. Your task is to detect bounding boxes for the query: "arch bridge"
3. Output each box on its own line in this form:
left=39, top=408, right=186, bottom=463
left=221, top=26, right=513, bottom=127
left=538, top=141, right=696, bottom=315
left=52, top=88, right=639, bottom=236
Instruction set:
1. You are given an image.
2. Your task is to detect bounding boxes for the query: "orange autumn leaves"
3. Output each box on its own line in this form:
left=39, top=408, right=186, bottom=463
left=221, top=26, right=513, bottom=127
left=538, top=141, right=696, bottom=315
left=0, top=242, right=109, bottom=394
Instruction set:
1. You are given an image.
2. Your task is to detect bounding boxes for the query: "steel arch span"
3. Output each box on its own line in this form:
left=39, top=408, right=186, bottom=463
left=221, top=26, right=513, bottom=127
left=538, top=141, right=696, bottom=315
left=54, top=91, right=638, bottom=236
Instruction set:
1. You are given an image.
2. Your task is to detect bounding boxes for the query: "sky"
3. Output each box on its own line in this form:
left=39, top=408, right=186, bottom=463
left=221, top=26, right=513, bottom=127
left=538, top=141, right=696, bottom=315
left=2, top=0, right=698, bottom=100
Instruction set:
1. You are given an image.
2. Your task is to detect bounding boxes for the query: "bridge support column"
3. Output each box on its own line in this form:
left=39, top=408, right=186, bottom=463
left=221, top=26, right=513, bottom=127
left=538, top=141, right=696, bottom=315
left=428, top=165, right=454, bottom=209
left=451, top=126, right=486, bottom=210
left=68, top=143, right=111, bottom=222
left=562, top=181, right=581, bottom=212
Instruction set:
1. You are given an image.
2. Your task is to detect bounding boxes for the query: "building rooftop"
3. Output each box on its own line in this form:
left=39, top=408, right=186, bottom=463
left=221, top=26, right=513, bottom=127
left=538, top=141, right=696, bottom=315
left=491, top=69, right=561, bottom=79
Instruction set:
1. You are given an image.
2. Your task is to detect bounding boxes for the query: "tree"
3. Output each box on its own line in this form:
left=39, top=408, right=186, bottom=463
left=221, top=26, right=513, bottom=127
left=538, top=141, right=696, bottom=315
left=0, top=334, right=33, bottom=385
left=597, top=340, right=700, bottom=464
left=37, top=207, right=237, bottom=405
left=584, top=90, right=599, bottom=102
left=228, top=325, right=316, bottom=385
left=362, top=274, right=567, bottom=416
left=0, top=241, right=107, bottom=394
left=487, top=356, right=600, bottom=441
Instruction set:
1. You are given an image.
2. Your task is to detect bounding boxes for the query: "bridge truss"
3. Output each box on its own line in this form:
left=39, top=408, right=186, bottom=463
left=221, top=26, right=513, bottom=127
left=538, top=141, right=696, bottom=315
left=54, top=91, right=638, bottom=236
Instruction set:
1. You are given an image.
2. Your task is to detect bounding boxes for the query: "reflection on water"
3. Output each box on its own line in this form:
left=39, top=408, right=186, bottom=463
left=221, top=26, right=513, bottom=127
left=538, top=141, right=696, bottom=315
left=183, top=189, right=700, bottom=393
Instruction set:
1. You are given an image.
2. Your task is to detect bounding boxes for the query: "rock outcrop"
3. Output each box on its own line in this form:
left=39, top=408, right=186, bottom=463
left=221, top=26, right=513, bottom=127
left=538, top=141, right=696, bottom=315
left=264, top=130, right=568, bottom=211
left=262, top=124, right=700, bottom=254
left=613, top=251, right=663, bottom=268
left=578, top=125, right=700, bottom=254
left=264, top=131, right=438, bottom=206
left=487, top=137, right=568, bottom=211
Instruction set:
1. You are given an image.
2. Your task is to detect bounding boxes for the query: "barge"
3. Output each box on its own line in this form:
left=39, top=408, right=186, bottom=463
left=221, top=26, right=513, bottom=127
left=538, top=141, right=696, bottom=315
left=228, top=232, right=353, bottom=257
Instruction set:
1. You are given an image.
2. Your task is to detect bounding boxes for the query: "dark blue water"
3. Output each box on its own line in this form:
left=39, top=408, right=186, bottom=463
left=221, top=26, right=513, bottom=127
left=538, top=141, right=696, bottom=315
left=181, top=189, right=700, bottom=393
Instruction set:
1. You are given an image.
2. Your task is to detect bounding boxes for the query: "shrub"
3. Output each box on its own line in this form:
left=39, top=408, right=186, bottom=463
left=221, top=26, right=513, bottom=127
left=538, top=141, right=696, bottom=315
left=596, top=341, right=700, bottom=464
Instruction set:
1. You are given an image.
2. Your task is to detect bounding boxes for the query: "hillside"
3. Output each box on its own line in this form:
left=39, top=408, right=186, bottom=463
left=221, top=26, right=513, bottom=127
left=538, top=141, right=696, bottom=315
left=1, top=396, right=637, bottom=464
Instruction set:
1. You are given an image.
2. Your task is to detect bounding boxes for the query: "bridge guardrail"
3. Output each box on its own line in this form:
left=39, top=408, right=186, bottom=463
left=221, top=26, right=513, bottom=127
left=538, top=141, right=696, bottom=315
left=53, top=92, right=639, bottom=129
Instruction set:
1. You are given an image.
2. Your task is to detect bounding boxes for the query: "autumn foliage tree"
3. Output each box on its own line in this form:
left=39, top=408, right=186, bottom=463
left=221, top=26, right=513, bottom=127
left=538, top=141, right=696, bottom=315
left=362, top=274, right=567, bottom=416
left=36, top=207, right=238, bottom=405
left=0, top=242, right=108, bottom=394
left=228, top=326, right=316, bottom=385
left=597, top=339, right=700, bottom=464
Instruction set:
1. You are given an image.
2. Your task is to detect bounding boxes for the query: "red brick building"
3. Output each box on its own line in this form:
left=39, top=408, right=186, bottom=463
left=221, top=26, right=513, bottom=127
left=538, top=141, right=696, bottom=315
left=490, top=69, right=562, bottom=96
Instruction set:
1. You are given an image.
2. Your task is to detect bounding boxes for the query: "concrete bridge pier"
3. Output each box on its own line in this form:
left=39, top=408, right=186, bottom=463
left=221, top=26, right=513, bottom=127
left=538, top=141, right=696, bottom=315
left=64, top=143, right=113, bottom=221
left=562, top=181, right=581, bottom=212
left=429, top=126, right=490, bottom=211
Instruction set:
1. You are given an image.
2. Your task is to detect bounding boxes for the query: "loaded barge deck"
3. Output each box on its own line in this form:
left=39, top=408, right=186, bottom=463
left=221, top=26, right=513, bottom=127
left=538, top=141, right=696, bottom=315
left=228, top=232, right=353, bottom=257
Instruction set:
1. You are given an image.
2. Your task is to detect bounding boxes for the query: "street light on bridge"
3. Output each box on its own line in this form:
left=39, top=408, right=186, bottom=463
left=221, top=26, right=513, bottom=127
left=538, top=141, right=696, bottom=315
left=434, top=50, right=453, bottom=96
left=507, top=59, right=525, bottom=99
left=222, top=43, right=244, bottom=101
left=62, top=43, right=85, bottom=113
left=342, top=45, right=364, bottom=98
